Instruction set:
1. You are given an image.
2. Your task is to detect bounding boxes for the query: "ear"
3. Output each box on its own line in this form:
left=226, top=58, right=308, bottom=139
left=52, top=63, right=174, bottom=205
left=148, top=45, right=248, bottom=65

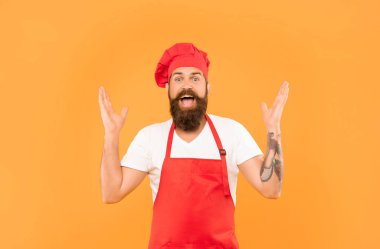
left=165, top=83, right=169, bottom=92
left=207, top=82, right=211, bottom=94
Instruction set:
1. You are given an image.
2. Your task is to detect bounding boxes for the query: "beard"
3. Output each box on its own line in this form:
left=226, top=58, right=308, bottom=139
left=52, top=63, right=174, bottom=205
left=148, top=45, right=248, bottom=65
left=168, top=86, right=208, bottom=132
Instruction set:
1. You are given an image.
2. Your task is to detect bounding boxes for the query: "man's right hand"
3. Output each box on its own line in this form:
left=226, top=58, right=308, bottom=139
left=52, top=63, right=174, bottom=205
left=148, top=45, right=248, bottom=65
left=98, top=86, right=128, bottom=136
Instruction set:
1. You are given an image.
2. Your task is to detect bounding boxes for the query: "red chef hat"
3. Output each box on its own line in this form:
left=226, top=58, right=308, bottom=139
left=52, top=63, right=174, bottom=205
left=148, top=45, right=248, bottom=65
left=155, top=43, right=210, bottom=88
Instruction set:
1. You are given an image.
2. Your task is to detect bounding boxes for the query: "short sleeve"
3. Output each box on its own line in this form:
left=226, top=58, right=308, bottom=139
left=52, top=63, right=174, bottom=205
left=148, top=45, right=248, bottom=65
left=120, top=127, right=151, bottom=172
left=233, top=121, right=264, bottom=166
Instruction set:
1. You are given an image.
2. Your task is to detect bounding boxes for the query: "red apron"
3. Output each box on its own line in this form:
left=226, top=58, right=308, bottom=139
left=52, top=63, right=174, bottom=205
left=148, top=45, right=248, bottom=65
left=148, top=113, right=239, bottom=249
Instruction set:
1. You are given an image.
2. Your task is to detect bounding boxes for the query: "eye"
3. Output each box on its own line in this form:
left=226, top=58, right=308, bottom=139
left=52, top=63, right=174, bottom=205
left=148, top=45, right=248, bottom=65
left=174, top=77, right=183, bottom=82
left=193, top=77, right=199, bottom=81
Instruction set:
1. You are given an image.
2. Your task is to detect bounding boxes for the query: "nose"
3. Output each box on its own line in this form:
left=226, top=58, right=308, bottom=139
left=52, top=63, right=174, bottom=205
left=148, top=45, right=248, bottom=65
left=181, top=78, right=193, bottom=89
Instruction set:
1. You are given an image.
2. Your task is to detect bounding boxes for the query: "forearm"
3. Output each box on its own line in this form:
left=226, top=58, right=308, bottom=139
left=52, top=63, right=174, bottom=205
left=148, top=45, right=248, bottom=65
left=100, top=133, right=123, bottom=203
left=260, top=130, right=284, bottom=198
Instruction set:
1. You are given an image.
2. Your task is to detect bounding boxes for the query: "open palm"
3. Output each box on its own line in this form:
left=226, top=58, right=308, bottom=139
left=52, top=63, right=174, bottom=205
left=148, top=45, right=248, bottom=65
left=98, top=86, right=128, bottom=135
left=260, top=81, right=289, bottom=132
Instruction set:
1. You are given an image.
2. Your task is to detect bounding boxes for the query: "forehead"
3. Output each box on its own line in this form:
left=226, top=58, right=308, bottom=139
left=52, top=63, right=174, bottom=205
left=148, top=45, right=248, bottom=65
left=171, top=67, right=203, bottom=76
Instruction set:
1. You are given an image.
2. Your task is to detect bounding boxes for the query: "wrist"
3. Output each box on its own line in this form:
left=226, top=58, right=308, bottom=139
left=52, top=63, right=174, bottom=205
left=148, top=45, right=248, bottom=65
left=266, top=125, right=280, bottom=133
left=104, top=132, right=120, bottom=142
left=267, top=130, right=281, bottom=148
left=267, top=129, right=281, bottom=137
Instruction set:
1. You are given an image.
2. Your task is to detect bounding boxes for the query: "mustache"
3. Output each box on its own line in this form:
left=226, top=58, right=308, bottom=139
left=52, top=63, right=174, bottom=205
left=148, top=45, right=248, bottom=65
left=173, top=88, right=201, bottom=101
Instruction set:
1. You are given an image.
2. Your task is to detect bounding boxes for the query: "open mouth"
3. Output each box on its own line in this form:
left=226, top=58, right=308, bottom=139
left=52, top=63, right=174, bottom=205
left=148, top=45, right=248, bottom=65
left=179, top=95, right=196, bottom=108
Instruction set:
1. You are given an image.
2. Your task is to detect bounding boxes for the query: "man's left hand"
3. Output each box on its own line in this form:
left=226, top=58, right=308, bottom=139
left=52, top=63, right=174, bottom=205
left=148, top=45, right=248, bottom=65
left=260, top=81, right=289, bottom=133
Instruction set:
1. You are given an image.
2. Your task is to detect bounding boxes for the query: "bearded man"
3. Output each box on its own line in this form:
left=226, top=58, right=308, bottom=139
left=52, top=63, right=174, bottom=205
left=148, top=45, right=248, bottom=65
left=99, top=42, right=289, bottom=249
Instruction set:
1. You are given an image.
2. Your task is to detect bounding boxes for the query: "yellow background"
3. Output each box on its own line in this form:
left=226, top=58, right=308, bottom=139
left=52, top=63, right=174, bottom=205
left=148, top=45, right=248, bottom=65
left=1, top=0, right=379, bottom=248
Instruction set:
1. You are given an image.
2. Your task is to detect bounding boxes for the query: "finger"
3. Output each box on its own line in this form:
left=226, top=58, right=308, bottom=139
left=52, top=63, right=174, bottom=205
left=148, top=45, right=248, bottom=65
left=280, top=84, right=289, bottom=106
left=99, top=87, right=110, bottom=118
left=281, top=84, right=286, bottom=95
left=99, top=89, right=109, bottom=122
left=272, top=82, right=289, bottom=115
left=272, top=93, right=283, bottom=109
left=274, top=82, right=288, bottom=107
left=105, top=90, right=111, bottom=106
left=274, top=102, right=284, bottom=117
left=273, top=83, right=286, bottom=105
left=275, top=93, right=287, bottom=115
left=283, top=86, right=289, bottom=104
left=103, top=87, right=116, bottom=113
left=102, top=87, right=111, bottom=107
left=276, top=91, right=288, bottom=110
left=98, top=87, right=103, bottom=105
left=278, top=81, right=286, bottom=94
left=260, top=102, right=268, bottom=114
left=100, top=86, right=107, bottom=105
left=279, top=81, right=287, bottom=96
left=282, top=81, right=289, bottom=96
left=276, top=88, right=289, bottom=117
left=272, top=101, right=283, bottom=117
left=121, top=106, right=129, bottom=120
left=98, top=87, right=107, bottom=111
left=100, top=87, right=109, bottom=110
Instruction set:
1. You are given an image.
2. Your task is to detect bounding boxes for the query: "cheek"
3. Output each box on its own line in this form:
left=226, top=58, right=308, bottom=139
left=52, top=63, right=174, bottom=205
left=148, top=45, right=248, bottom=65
left=196, top=86, right=207, bottom=97
left=169, top=88, right=179, bottom=99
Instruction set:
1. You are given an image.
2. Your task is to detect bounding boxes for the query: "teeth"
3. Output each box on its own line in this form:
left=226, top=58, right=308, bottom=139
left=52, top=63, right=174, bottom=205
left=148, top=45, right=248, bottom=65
left=181, top=95, right=193, bottom=99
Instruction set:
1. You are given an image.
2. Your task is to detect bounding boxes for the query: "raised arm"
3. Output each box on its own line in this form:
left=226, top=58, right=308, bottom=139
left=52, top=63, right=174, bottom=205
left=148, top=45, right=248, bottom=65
left=238, top=81, right=289, bottom=198
left=98, top=86, right=147, bottom=204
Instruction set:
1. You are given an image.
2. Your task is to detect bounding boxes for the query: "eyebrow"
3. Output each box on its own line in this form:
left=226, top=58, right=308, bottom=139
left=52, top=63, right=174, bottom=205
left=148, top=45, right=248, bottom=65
left=172, top=72, right=202, bottom=76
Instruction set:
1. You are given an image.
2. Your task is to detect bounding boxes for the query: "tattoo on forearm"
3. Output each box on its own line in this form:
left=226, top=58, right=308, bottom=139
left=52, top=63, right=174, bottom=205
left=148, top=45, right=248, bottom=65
left=260, top=132, right=283, bottom=183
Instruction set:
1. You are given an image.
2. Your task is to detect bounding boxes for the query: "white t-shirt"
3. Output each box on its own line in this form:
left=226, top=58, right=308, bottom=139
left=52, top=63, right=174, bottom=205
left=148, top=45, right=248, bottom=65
left=120, top=114, right=263, bottom=207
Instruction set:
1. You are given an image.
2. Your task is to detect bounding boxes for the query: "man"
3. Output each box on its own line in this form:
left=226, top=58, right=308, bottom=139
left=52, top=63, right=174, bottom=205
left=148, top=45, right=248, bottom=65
left=99, top=43, right=289, bottom=249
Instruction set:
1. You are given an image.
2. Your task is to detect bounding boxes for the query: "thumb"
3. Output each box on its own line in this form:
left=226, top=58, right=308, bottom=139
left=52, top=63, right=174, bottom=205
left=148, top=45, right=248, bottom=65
left=121, top=107, right=128, bottom=120
left=260, top=102, right=268, bottom=113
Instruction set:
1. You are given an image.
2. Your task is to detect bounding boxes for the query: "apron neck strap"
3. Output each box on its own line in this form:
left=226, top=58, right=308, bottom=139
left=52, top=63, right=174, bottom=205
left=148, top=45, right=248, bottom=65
left=166, top=121, right=175, bottom=158
left=205, top=113, right=225, bottom=155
